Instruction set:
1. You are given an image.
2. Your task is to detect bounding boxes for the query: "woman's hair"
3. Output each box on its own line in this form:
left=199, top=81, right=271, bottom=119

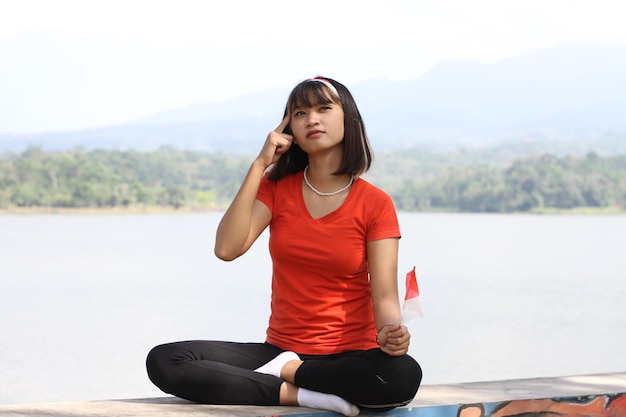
left=267, top=76, right=372, bottom=181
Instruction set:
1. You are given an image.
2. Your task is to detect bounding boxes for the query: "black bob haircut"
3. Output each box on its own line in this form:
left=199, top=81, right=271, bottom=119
left=267, top=77, right=372, bottom=182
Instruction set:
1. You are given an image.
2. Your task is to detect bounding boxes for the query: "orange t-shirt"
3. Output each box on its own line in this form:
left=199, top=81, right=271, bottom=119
left=256, top=171, right=401, bottom=355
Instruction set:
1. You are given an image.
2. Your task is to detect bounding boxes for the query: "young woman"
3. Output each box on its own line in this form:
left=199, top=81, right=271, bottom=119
left=146, top=77, right=422, bottom=416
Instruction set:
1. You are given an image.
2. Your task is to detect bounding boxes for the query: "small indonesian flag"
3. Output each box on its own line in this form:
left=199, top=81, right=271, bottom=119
left=401, top=266, right=424, bottom=324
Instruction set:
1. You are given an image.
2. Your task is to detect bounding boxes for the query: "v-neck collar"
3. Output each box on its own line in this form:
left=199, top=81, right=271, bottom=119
left=297, top=171, right=359, bottom=221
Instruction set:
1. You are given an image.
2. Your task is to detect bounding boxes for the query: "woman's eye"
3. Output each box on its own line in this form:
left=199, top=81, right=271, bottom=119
left=294, top=110, right=305, bottom=116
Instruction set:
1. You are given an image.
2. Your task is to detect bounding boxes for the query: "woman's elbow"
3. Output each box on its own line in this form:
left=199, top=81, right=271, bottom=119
left=214, top=244, right=243, bottom=261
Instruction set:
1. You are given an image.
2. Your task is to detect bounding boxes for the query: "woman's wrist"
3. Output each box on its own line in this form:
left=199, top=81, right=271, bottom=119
left=251, top=158, right=270, bottom=172
left=376, top=323, right=395, bottom=344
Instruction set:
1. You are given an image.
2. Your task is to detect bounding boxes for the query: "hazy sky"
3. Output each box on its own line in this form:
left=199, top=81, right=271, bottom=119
left=1, top=0, right=626, bottom=133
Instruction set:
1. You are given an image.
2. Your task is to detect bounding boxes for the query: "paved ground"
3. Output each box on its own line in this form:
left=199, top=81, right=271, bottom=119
left=0, top=372, right=624, bottom=416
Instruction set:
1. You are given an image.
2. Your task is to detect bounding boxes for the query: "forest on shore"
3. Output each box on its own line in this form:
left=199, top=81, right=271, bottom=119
left=1, top=146, right=625, bottom=213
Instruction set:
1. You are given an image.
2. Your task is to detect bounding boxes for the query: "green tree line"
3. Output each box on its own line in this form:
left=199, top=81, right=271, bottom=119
left=377, top=152, right=626, bottom=212
left=1, top=146, right=624, bottom=212
left=0, top=146, right=251, bottom=210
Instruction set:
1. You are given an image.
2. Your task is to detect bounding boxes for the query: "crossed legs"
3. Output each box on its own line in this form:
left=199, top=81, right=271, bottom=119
left=146, top=340, right=421, bottom=415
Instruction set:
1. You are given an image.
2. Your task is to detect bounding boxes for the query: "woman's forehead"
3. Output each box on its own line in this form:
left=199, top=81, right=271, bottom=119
left=291, top=90, right=338, bottom=110
left=289, top=82, right=340, bottom=107
left=293, top=97, right=333, bottom=108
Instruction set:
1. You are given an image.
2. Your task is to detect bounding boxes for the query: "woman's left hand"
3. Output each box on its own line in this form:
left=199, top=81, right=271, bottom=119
left=377, top=324, right=410, bottom=356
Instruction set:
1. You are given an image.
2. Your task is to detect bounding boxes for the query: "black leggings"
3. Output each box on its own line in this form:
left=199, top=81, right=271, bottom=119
left=146, top=340, right=422, bottom=410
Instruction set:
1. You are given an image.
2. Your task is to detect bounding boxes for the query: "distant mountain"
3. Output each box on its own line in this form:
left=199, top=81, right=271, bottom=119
left=356, top=42, right=626, bottom=150
left=3, top=42, right=626, bottom=154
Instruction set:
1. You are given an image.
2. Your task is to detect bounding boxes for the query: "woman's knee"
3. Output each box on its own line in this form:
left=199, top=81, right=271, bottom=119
left=146, top=343, right=177, bottom=391
left=378, top=355, right=422, bottom=405
left=398, top=355, right=422, bottom=397
left=353, top=354, right=422, bottom=409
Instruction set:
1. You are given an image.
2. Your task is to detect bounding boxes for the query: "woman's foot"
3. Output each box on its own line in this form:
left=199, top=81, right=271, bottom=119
left=254, top=351, right=300, bottom=378
left=297, top=388, right=359, bottom=416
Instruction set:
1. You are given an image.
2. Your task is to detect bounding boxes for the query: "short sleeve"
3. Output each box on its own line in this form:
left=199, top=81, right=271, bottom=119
left=366, top=191, right=401, bottom=242
left=256, top=173, right=275, bottom=212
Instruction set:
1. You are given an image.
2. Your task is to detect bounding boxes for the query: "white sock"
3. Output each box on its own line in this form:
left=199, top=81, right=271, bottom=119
left=254, top=351, right=300, bottom=378
left=297, top=388, right=359, bottom=416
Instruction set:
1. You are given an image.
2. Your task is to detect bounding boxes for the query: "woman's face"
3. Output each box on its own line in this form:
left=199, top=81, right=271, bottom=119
left=289, top=93, right=345, bottom=156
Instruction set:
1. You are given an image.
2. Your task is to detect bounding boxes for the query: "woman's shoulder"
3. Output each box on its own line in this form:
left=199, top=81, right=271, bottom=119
left=352, top=177, right=396, bottom=213
left=260, top=170, right=303, bottom=200
left=355, top=177, right=392, bottom=200
left=352, top=177, right=400, bottom=234
left=263, top=169, right=302, bottom=186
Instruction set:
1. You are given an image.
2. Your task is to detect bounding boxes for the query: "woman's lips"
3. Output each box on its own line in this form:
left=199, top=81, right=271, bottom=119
left=307, top=130, right=323, bottom=138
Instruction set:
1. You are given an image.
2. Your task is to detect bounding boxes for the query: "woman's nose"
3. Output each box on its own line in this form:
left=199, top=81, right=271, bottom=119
left=306, top=112, right=319, bottom=127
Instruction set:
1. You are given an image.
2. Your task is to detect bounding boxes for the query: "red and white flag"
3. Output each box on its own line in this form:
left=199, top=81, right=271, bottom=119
left=401, top=266, right=424, bottom=324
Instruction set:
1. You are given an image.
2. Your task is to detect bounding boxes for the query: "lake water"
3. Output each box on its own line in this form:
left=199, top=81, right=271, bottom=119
left=0, top=212, right=625, bottom=405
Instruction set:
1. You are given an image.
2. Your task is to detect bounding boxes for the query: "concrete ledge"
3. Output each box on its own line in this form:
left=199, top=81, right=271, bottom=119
left=1, top=372, right=624, bottom=416
left=415, top=371, right=626, bottom=406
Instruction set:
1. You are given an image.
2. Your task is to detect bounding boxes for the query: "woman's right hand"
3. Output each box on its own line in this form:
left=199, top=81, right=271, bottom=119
left=256, top=114, right=293, bottom=168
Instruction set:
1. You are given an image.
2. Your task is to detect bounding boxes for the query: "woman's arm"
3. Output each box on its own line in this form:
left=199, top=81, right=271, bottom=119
left=214, top=162, right=270, bottom=261
left=214, top=115, right=292, bottom=261
left=368, top=237, right=411, bottom=356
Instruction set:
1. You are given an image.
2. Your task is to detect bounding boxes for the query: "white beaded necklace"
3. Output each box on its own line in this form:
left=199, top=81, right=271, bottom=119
left=303, top=165, right=354, bottom=196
